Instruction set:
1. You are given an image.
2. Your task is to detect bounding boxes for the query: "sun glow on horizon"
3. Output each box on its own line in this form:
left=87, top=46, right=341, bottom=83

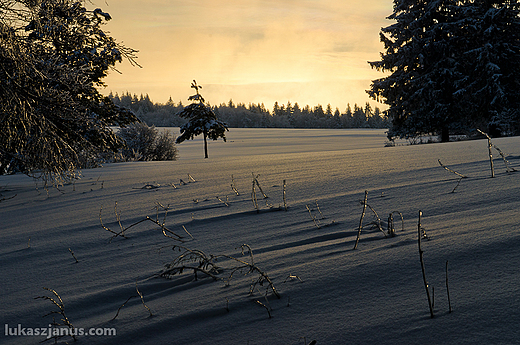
left=100, top=0, right=392, bottom=110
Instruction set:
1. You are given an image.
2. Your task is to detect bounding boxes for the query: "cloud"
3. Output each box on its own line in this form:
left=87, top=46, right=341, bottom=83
left=101, top=0, right=392, bottom=109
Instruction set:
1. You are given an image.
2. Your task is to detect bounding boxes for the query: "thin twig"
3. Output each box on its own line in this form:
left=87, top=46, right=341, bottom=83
left=477, top=129, right=494, bottom=178
left=255, top=300, right=272, bottom=318
left=68, top=248, right=79, bottom=263
left=231, top=175, right=240, bottom=196
left=135, top=280, right=153, bottom=317
left=438, top=159, right=467, bottom=178
left=112, top=295, right=135, bottom=320
left=306, top=205, right=321, bottom=229
left=252, top=174, right=259, bottom=213
left=282, top=180, right=287, bottom=211
left=492, top=144, right=517, bottom=173
left=216, top=196, right=229, bottom=206
left=35, top=288, right=76, bottom=341
left=418, top=211, right=434, bottom=318
left=451, top=177, right=463, bottom=193
left=446, top=260, right=452, bottom=313
left=353, top=190, right=368, bottom=250
left=365, top=202, right=387, bottom=237
left=315, top=199, right=325, bottom=219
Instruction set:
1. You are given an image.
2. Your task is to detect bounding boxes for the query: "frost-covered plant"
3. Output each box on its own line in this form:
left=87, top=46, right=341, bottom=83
left=117, top=122, right=178, bottom=161
left=417, top=211, right=434, bottom=318
left=160, top=244, right=280, bottom=299
left=161, top=246, right=222, bottom=280
left=99, top=202, right=187, bottom=242
left=153, top=130, right=178, bottom=161
left=223, top=244, right=281, bottom=299
left=35, top=288, right=77, bottom=342
left=112, top=280, right=153, bottom=320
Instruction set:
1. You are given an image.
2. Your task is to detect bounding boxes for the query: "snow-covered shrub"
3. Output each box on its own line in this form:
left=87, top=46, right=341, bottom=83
left=153, top=130, right=179, bottom=161
left=118, top=123, right=178, bottom=161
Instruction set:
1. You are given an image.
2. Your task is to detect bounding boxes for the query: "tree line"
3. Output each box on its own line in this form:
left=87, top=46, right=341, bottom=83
left=108, top=92, right=390, bottom=129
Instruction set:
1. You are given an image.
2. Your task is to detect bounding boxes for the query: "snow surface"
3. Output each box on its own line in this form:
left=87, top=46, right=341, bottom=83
left=1, top=128, right=519, bottom=345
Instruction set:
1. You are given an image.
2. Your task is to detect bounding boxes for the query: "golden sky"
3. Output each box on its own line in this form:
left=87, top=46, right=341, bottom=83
left=99, top=0, right=393, bottom=111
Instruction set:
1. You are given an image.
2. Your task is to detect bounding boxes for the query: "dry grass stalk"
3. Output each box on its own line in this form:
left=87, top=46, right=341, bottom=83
left=306, top=205, right=321, bottom=229
left=181, top=225, right=194, bottom=240
left=493, top=145, right=517, bottom=173
left=391, top=211, right=404, bottom=233
left=417, top=211, right=434, bottom=318
left=135, top=280, right=153, bottom=317
left=224, top=244, right=280, bottom=299
left=100, top=202, right=186, bottom=242
left=161, top=244, right=280, bottom=299
left=251, top=173, right=269, bottom=212
left=353, top=190, right=368, bottom=250
left=35, top=288, right=76, bottom=341
left=438, top=159, right=468, bottom=193
left=438, top=159, right=467, bottom=178
left=161, top=245, right=221, bottom=280
left=255, top=300, right=272, bottom=319
left=216, top=196, right=229, bottom=207
left=315, top=199, right=325, bottom=219
left=68, top=248, right=79, bottom=263
left=188, top=174, right=196, bottom=182
left=477, top=129, right=495, bottom=178
left=283, top=180, right=287, bottom=211
left=364, top=202, right=387, bottom=237
left=112, top=295, right=134, bottom=320
left=451, top=177, right=463, bottom=193
left=283, top=274, right=304, bottom=283
left=251, top=177, right=259, bottom=213
left=446, top=260, right=452, bottom=313
left=253, top=173, right=268, bottom=198
left=388, top=213, right=395, bottom=237
left=112, top=280, right=153, bottom=320
left=99, top=204, right=128, bottom=240
left=231, top=174, right=240, bottom=196
left=0, top=193, right=16, bottom=202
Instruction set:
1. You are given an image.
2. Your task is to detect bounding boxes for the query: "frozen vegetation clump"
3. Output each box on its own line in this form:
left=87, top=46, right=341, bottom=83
left=117, top=122, right=178, bottom=161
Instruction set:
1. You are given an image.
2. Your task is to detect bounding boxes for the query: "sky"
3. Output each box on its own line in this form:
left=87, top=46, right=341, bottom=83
left=98, top=0, right=394, bottom=111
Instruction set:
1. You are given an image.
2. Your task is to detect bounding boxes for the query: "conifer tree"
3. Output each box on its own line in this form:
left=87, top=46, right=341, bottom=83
left=456, top=0, right=520, bottom=136
left=176, top=81, right=228, bottom=158
left=368, top=0, right=520, bottom=140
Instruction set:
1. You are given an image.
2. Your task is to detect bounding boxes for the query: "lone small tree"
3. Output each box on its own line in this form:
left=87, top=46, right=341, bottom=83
left=176, top=81, right=228, bottom=158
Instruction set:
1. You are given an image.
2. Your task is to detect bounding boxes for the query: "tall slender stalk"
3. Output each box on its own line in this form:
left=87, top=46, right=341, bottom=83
left=283, top=179, right=287, bottom=211
left=446, top=260, right=452, bottom=313
left=353, top=190, right=368, bottom=250
left=231, top=174, right=240, bottom=195
left=477, top=129, right=494, bottom=178
left=418, top=211, right=434, bottom=318
left=251, top=173, right=259, bottom=213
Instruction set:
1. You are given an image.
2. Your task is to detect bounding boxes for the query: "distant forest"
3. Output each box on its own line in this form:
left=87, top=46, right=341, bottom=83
left=108, top=92, right=390, bottom=129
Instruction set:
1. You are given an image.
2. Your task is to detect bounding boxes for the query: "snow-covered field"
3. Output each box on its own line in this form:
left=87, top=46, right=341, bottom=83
left=1, top=128, right=519, bottom=345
